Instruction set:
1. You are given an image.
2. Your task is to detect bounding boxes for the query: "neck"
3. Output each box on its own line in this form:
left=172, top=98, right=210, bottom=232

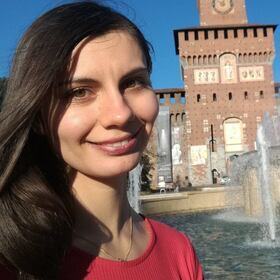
left=72, top=172, right=131, bottom=238
left=71, top=172, right=150, bottom=261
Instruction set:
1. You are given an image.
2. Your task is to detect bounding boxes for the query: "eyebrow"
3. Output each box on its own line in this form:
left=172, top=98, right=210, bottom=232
left=63, top=67, right=149, bottom=86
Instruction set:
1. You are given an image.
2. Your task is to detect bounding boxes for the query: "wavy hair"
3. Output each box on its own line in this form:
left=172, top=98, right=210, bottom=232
left=0, top=1, right=152, bottom=279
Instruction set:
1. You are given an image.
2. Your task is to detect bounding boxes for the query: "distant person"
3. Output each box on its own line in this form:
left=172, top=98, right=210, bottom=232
left=185, top=176, right=193, bottom=189
left=174, top=174, right=182, bottom=192
left=0, top=2, right=204, bottom=279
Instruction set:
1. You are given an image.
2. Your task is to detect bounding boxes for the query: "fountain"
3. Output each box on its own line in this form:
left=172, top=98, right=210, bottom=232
left=127, top=163, right=143, bottom=213
left=257, top=123, right=276, bottom=240
left=225, top=112, right=280, bottom=244
left=156, top=106, right=172, bottom=183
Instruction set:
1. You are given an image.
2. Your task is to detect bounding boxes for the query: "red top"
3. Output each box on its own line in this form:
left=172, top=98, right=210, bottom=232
left=0, top=217, right=204, bottom=280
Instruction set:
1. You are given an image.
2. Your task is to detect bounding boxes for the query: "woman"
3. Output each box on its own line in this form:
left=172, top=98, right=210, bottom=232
left=0, top=1, right=204, bottom=279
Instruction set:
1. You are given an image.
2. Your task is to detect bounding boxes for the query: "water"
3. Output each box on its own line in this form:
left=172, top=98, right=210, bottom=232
left=230, top=112, right=280, bottom=242
left=152, top=211, right=280, bottom=279
left=128, top=164, right=143, bottom=213
left=257, top=124, right=276, bottom=240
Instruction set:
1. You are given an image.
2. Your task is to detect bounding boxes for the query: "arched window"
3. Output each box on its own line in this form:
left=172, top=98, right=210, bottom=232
left=170, top=114, right=175, bottom=125
left=213, top=93, right=217, bottom=101
left=260, top=90, right=264, bottom=98
left=181, top=113, right=186, bottom=122
left=197, top=94, right=201, bottom=102
left=228, top=92, right=232, bottom=100
left=244, top=91, right=248, bottom=100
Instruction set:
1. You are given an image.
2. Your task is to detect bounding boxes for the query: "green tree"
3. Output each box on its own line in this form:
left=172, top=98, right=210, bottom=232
left=0, top=77, right=7, bottom=106
left=140, top=150, right=154, bottom=192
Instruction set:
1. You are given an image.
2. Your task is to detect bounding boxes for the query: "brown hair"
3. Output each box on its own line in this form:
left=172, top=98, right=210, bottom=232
left=0, top=1, right=152, bottom=279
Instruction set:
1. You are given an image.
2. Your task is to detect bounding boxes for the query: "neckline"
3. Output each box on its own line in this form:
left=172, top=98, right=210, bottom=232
left=71, top=215, right=155, bottom=268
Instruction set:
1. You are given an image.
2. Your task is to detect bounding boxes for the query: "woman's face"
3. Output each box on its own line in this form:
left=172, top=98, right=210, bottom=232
left=53, top=31, right=158, bottom=180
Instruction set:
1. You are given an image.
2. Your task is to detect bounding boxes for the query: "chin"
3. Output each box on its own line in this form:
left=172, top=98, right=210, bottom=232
left=91, top=154, right=141, bottom=179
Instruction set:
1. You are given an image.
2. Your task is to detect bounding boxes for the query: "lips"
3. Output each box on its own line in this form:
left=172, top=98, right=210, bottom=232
left=87, top=127, right=143, bottom=155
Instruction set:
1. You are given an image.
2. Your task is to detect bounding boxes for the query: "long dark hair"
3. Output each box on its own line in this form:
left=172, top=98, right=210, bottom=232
left=0, top=1, right=152, bottom=279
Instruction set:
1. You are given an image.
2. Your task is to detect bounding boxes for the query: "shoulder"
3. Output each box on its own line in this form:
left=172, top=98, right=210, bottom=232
left=146, top=217, right=204, bottom=279
left=147, top=217, right=192, bottom=246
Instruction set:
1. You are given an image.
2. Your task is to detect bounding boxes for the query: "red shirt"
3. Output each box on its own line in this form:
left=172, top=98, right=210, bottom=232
left=0, top=217, right=204, bottom=279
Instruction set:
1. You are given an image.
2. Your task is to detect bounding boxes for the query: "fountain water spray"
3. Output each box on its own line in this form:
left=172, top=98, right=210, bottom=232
left=221, top=112, right=280, bottom=244
left=256, top=121, right=276, bottom=241
left=128, top=163, right=143, bottom=213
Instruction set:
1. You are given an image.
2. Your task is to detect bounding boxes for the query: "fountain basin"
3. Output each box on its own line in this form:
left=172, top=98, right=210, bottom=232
left=140, top=186, right=243, bottom=215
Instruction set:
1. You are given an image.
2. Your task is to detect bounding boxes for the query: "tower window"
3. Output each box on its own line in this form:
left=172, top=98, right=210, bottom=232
left=213, top=93, right=217, bottom=101
left=224, top=30, right=228, bottom=39
left=214, top=30, right=218, bottom=39
left=170, top=93, right=176, bottom=104
left=260, top=90, right=264, bottom=99
left=204, top=30, right=208, bottom=40
left=197, top=94, right=201, bottom=103
left=159, top=93, right=165, bottom=104
left=253, top=28, right=258, bottom=37
left=229, top=92, right=232, bottom=100
left=244, top=91, right=248, bottom=100
left=181, top=93, right=186, bottom=104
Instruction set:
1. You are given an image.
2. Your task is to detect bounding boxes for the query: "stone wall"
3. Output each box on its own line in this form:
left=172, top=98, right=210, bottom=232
left=140, top=186, right=244, bottom=215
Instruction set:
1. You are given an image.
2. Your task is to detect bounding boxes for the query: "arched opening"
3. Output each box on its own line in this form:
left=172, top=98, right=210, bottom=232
left=208, top=55, right=212, bottom=64
left=248, top=52, right=253, bottom=63
left=203, top=55, right=207, bottom=64
left=238, top=53, right=242, bottom=63
left=197, top=94, right=201, bottom=103
left=181, top=112, right=186, bottom=122
left=254, top=52, right=258, bottom=63
left=175, top=113, right=181, bottom=123
left=228, top=92, right=232, bottom=100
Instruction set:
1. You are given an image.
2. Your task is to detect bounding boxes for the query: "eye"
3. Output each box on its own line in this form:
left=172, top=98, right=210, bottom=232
left=72, top=87, right=90, bottom=98
left=64, top=87, right=96, bottom=103
left=121, top=76, right=151, bottom=91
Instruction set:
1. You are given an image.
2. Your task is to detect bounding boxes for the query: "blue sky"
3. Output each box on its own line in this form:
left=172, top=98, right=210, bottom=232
left=0, top=0, right=280, bottom=89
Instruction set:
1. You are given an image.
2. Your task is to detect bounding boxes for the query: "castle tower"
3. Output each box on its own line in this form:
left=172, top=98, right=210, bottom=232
left=174, top=0, right=277, bottom=185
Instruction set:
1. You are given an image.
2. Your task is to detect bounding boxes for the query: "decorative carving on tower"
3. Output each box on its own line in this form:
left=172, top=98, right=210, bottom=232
left=198, top=0, right=247, bottom=26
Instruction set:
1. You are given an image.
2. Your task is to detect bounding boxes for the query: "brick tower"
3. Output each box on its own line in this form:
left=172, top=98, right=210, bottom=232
left=173, top=0, right=277, bottom=185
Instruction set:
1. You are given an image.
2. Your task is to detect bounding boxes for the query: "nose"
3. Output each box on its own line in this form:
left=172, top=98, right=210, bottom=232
left=98, top=88, right=134, bottom=128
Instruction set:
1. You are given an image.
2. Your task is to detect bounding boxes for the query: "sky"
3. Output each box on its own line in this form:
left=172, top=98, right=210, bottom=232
left=0, top=0, right=280, bottom=89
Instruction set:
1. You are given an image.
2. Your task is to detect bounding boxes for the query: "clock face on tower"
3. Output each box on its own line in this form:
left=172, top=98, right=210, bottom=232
left=212, top=0, right=234, bottom=14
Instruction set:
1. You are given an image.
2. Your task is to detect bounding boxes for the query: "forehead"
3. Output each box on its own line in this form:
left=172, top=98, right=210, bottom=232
left=69, top=31, right=146, bottom=77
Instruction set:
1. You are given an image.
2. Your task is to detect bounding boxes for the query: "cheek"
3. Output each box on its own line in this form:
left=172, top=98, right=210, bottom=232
left=57, top=110, right=94, bottom=142
left=129, top=93, right=159, bottom=124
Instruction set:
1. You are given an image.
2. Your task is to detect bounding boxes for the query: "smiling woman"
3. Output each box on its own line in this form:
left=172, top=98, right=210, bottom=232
left=0, top=2, right=203, bottom=280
